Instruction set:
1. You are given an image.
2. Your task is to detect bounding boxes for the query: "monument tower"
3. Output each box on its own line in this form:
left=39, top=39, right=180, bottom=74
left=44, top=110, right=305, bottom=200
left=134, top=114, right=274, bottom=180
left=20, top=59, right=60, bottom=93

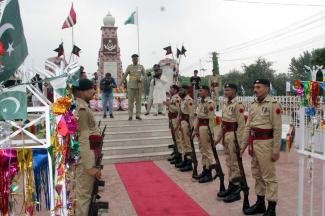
left=97, top=12, right=123, bottom=83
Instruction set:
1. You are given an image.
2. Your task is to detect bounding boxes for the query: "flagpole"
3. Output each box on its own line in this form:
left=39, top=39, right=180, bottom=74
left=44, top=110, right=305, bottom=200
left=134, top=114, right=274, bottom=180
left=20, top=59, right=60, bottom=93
left=68, top=27, right=75, bottom=64
left=136, top=7, right=140, bottom=58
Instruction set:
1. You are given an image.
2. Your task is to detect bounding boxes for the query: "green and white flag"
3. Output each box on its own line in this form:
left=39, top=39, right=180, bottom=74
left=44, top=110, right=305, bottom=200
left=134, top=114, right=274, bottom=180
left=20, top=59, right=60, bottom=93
left=0, top=0, right=28, bottom=83
left=124, top=11, right=137, bottom=25
left=50, top=76, right=67, bottom=97
left=0, top=85, right=27, bottom=120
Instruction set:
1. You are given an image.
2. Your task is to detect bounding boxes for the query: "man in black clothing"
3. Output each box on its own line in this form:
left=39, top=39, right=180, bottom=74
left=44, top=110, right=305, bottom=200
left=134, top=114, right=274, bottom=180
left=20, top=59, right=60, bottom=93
left=190, top=70, right=201, bottom=106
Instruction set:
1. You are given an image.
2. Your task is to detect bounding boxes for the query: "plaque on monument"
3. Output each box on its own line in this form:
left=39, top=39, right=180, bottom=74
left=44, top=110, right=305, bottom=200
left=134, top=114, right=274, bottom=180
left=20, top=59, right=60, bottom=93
left=103, top=38, right=117, bottom=54
left=104, top=61, right=118, bottom=80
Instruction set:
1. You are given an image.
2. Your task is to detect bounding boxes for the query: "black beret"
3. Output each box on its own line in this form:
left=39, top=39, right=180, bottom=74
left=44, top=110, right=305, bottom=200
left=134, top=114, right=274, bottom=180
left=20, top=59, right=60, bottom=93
left=224, top=83, right=238, bottom=91
left=200, top=85, right=210, bottom=91
left=181, top=84, right=189, bottom=90
left=131, top=54, right=139, bottom=58
left=254, top=79, right=270, bottom=87
left=74, top=79, right=94, bottom=91
left=170, top=84, right=180, bottom=91
left=153, top=64, right=160, bottom=70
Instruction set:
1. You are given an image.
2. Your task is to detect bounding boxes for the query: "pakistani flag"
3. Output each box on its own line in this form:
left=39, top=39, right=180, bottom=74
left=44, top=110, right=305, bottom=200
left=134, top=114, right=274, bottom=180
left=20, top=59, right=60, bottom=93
left=124, top=11, right=137, bottom=25
left=0, top=0, right=28, bottom=83
left=0, top=85, right=27, bottom=120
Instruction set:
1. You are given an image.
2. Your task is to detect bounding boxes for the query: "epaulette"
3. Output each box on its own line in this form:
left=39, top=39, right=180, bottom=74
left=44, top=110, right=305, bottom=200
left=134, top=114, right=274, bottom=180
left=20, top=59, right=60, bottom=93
left=79, top=108, right=86, bottom=110
left=238, top=101, right=242, bottom=104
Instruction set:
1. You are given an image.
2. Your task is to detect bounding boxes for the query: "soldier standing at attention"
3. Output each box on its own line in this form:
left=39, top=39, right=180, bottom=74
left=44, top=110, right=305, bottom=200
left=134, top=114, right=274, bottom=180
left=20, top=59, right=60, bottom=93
left=119, top=54, right=145, bottom=120
left=208, top=69, right=221, bottom=111
left=214, top=83, right=246, bottom=202
left=192, top=86, right=215, bottom=183
left=241, top=79, right=282, bottom=216
left=176, top=85, right=195, bottom=172
left=165, top=85, right=183, bottom=165
left=73, top=79, right=102, bottom=216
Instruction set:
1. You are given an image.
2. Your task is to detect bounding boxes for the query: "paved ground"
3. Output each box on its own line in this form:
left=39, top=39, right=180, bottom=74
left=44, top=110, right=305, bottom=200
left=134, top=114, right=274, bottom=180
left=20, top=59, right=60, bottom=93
left=103, top=151, right=324, bottom=216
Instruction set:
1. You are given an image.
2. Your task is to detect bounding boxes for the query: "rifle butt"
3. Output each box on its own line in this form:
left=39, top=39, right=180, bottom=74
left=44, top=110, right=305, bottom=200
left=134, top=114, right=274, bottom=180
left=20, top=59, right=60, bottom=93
left=242, top=194, right=250, bottom=212
left=219, top=176, right=226, bottom=193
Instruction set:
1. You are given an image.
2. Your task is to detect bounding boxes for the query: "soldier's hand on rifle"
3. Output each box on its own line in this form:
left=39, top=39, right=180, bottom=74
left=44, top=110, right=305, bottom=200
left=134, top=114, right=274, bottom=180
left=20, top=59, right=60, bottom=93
left=214, top=138, right=221, bottom=146
left=192, top=130, right=199, bottom=139
left=87, top=168, right=102, bottom=180
left=240, top=149, right=245, bottom=158
left=271, top=153, right=280, bottom=162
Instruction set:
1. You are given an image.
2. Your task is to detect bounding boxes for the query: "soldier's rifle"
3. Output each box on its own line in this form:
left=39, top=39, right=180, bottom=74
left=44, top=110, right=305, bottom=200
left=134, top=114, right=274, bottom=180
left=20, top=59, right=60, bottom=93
left=186, top=119, right=198, bottom=179
left=207, top=123, right=226, bottom=194
left=233, top=130, right=250, bottom=212
left=88, top=125, right=109, bottom=216
left=169, top=118, right=181, bottom=159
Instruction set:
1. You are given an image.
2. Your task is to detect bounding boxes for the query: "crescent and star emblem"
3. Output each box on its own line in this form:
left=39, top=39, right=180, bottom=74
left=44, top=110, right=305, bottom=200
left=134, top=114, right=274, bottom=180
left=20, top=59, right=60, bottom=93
left=0, top=96, right=20, bottom=113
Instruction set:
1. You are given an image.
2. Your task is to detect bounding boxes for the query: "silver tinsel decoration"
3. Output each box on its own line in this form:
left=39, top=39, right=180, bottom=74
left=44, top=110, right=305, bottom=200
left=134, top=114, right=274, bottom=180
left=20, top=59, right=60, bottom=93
left=0, top=121, right=12, bottom=149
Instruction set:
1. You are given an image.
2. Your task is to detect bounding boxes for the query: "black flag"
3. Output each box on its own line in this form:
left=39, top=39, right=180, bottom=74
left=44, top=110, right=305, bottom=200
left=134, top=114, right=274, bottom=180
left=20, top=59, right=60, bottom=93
left=176, top=48, right=181, bottom=58
left=181, top=45, right=187, bottom=57
left=163, top=46, right=172, bottom=55
left=54, top=43, right=64, bottom=57
left=72, top=45, right=81, bottom=56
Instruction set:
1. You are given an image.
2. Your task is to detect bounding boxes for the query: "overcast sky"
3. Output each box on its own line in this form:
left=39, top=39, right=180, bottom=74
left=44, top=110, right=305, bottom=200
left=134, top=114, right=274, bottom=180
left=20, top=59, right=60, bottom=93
left=18, top=0, right=325, bottom=77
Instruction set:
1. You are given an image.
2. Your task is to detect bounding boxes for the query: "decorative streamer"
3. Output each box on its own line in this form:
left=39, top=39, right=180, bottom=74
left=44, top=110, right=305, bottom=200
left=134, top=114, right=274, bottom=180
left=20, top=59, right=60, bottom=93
left=32, top=148, right=50, bottom=211
left=0, top=149, right=18, bottom=215
left=17, top=149, right=35, bottom=215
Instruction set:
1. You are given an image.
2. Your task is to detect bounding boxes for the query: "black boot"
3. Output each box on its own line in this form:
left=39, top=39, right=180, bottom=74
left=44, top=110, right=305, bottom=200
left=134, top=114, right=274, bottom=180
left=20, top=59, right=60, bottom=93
left=193, top=166, right=207, bottom=180
left=171, top=154, right=182, bottom=165
left=223, top=184, right=241, bottom=203
left=175, top=154, right=184, bottom=168
left=244, top=195, right=266, bottom=215
left=179, top=156, right=193, bottom=172
left=263, top=201, right=276, bottom=216
left=167, top=152, right=175, bottom=161
left=217, top=182, right=235, bottom=198
left=198, top=168, right=213, bottom=183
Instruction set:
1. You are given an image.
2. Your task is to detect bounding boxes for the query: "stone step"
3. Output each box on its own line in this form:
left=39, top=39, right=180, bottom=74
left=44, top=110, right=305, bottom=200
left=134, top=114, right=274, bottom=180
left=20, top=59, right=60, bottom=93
left=103, top=143, right=201, bottom=156
left=97, top=118, right=169, bottom=126
left=105, top=129, right=171, bottom=140
left=102, top=151, right=172, bottom=164
left=103, top=136, right=173, bottom=147
left=102, top=123, right=168, bottom=132
left=103, top=143, right=171, bottom=156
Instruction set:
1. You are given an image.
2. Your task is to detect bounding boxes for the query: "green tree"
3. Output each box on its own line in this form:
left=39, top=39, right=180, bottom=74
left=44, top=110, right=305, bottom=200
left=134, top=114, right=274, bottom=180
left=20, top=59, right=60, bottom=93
left=241, top=58, right=276, bottom=95
left=220, top=69, right=243, bottom=94
left=311, top=47, right=325, bottom=66
left=272, top=73, right=288, bottom=95
left=288, top=51, right=312, bottom=81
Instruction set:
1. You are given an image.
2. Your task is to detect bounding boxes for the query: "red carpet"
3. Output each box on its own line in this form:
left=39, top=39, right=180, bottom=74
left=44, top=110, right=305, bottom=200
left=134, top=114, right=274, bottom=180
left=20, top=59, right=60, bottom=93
left=115, top=161, right=209, bottom=216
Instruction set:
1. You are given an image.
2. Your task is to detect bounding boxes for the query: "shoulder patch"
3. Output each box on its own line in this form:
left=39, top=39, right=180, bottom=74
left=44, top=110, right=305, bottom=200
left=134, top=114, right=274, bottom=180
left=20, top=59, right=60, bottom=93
left=209, top=106, right=214, bottom=112
left=276, top=108, right=281, bottom=114
left=239, top=108, right=244, bottom=113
